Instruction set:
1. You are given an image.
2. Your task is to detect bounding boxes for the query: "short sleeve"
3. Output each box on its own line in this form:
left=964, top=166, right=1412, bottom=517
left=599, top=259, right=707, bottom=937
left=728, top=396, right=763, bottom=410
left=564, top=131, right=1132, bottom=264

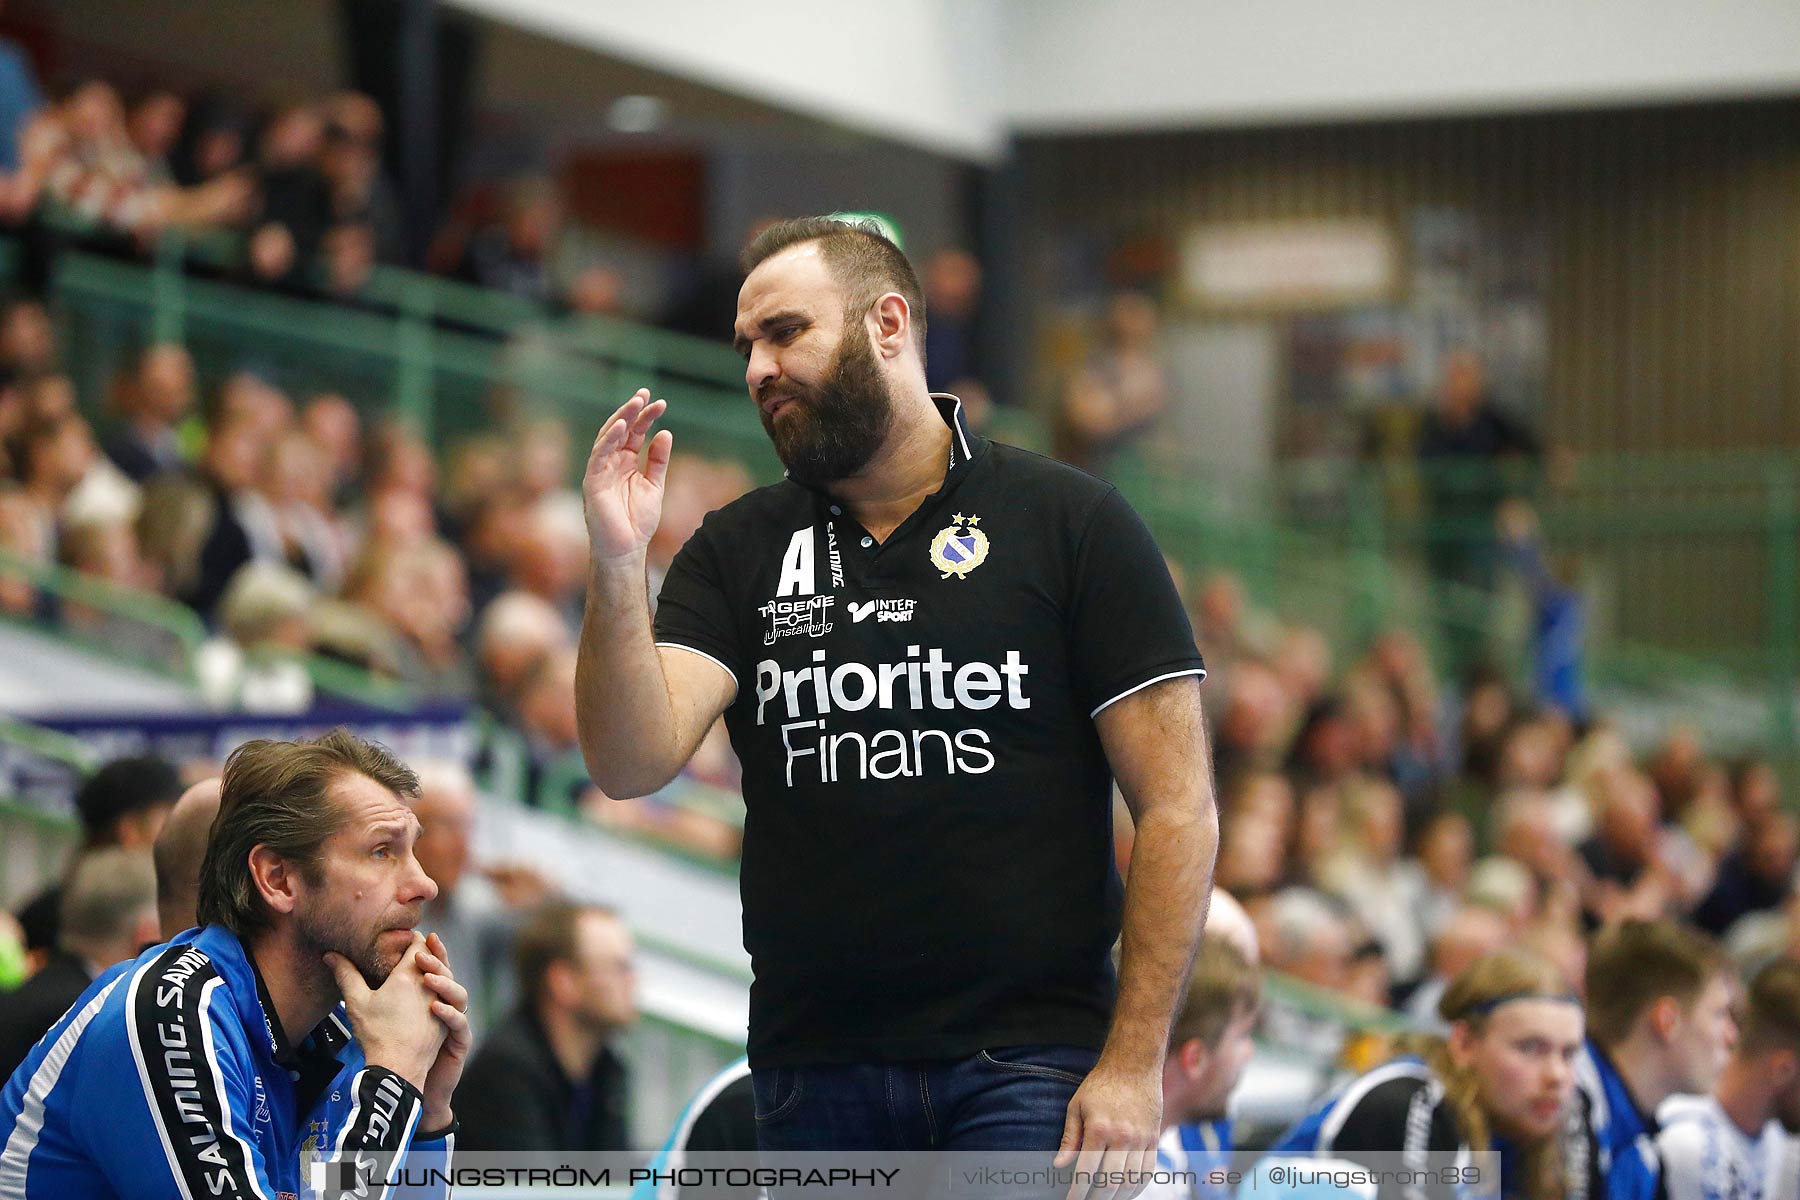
left=653, top=518, right=743, bottom=688
left=1323, top=1078, right=1463, bottom=1200
left=1325, top=1079, right=1450, bottom=1154
left=1068, top=487, right=1205, bottom=717
left=1652, top=1121, right=1707, bottom=1200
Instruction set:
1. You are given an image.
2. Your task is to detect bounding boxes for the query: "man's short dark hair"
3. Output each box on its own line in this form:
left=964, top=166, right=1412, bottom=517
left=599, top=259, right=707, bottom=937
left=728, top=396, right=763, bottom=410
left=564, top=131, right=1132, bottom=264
left=1739, top=959, right=1800, bottom=1058
left=1585, top=919, right=1727, bottom=1049
left=740, top=216, right=927, bottom=348
left=75, top=754, right=182, bottom=844
left=514, top=900, right=619, bottom=1010
left=196, top=730, right=420, bottom=939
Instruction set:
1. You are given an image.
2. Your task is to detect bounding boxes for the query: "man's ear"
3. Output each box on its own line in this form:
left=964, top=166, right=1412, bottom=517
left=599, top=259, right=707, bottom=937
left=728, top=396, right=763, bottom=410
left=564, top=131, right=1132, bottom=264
left=1178, top=1037, right=1211, bottom=1081
left=248, top=845, right=301, bottom=917
left=870, top=293, right=910, bottom=358
left=1648, top=995, right=1682, bottom=1043
left=544, top=959, right=576, bottom=1010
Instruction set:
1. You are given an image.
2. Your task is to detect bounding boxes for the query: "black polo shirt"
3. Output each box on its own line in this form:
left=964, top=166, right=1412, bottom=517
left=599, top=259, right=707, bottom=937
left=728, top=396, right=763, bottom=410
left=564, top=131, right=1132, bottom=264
left=653, top=395, right=1205, bottom=1067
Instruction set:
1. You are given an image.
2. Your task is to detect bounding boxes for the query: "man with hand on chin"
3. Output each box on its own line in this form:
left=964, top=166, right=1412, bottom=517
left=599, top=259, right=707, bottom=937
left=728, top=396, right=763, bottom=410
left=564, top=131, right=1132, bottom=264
left=576, top=217, right=1217, bottom=1197
left=0, top=730, right=468, bottom=1200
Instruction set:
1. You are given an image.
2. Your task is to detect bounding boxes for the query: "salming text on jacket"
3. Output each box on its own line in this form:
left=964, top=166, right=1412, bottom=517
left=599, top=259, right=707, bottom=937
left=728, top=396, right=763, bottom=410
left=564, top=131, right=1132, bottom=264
left=0, top=923, right=453, bottom=1199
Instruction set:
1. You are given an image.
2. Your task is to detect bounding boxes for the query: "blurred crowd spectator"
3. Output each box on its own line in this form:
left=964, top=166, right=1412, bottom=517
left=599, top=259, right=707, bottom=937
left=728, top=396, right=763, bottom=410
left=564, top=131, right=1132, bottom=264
left=0, top=844, right=157, bottom=1081
left=1, top=77, right=408, bottom=302
left=1417, top=349, right=1543, bottom=672
left=1053, top=291, right=1169, bottom=476
left=458, top=901, right=638, bottom=1153
left=10, top=753, right=180, bottom=968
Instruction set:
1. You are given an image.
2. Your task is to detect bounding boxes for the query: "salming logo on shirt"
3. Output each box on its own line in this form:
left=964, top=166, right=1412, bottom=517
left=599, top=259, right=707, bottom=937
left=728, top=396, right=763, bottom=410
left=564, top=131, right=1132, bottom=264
left=127, top=945, right=262, bottom=1200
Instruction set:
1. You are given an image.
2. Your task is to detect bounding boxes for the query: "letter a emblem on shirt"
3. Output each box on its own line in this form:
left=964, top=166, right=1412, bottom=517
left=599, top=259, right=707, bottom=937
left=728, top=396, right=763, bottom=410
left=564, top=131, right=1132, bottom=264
left=777, top=526, right=817, bottom=596
left=930, top=513, right=989, bottom=579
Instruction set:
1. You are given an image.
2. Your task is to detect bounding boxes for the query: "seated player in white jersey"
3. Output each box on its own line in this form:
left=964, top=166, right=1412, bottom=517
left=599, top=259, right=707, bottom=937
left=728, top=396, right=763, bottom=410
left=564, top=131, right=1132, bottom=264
left=1658, top=959, right=1800, bottom=1200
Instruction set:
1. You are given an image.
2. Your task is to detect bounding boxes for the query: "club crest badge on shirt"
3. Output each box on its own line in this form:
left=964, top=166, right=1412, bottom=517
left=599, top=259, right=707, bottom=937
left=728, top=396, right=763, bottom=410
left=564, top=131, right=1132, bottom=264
left=298, top=1119, right=330, bottom=1185
left=930, top=513, right=988, bottom=579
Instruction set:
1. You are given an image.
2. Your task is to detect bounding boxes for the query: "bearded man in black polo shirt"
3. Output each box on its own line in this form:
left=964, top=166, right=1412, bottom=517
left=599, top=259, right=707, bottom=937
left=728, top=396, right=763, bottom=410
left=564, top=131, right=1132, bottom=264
left=575, top=217, right=1218, bottom=1187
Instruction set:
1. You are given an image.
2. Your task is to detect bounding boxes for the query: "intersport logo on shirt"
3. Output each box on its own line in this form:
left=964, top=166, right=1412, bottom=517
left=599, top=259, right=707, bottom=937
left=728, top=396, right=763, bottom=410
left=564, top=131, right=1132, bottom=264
left=849, top=599, right=915, bottom=624
left=752, top=645, right=1030, bottom=785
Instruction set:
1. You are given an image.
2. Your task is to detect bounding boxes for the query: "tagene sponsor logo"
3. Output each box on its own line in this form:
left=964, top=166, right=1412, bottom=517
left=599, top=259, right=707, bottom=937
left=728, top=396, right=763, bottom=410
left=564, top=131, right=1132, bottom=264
left=760, top=595, right=835, bottom=646
left=849, top=598, right=916, bottom=624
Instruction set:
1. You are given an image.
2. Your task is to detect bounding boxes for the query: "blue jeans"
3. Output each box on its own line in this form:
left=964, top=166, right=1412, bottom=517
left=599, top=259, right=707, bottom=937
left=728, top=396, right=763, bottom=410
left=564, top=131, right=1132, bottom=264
left=751, top=1044, right=1098, bottom=1152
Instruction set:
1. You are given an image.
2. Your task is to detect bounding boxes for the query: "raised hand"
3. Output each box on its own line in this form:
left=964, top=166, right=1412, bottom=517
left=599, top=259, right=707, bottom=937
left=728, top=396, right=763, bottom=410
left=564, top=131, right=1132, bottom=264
left=583, top=389, right=673, bottom=565
left=326, top=934, right=445, bottom=1092
left=415, top=932, right=469, bottom=1131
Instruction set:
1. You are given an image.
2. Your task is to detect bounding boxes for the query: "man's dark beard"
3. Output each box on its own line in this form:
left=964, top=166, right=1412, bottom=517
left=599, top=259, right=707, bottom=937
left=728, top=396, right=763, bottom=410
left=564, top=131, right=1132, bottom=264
left=760, top=318, right=894, bottom=487
left=297, top=903, right=402, bottom=990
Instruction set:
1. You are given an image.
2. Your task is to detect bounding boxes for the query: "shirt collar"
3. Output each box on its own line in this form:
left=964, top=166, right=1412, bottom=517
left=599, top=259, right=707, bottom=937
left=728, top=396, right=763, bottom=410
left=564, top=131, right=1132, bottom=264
left=246, top=945, right=353, bottom=1068
left=932, top=392, right=985, bottom=483
left=1587, top=1037, right=1658, bottom=1137
left=788, top=390, right=987, bottom=498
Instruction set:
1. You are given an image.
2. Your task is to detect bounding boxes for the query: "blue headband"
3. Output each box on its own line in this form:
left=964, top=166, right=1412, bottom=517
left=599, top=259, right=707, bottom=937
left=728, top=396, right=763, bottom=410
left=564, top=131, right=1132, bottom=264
left=1466, top=992, right=1582, bottom=1016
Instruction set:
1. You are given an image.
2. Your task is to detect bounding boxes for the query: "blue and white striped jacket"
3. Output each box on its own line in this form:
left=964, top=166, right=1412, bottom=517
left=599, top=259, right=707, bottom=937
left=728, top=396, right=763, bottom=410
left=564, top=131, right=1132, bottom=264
left=1577, top=1038, right=1660, bottom=1200
left=0, top=924, right=452, bottom=1199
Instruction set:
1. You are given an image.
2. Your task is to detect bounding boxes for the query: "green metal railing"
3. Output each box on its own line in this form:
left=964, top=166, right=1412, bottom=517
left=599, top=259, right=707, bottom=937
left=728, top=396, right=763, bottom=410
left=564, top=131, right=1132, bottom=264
left=1261, top=972, right=1418, bottom=1039
left=0, top=546, right=426, bottom=709
left=0, top=545, right=207, bottom=681
left=0, top=549, right=738, bottom=820
left=0, top=717, right=91, bottom=975
left=55, top=242, right=777, bottom=478
left=0, top=714, right=97, bottom=772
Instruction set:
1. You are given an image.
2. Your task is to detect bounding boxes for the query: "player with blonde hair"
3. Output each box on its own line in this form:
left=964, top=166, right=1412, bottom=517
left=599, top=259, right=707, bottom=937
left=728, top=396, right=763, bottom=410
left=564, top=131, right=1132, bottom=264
left=1268, top=949, right=1584, bottom=1200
